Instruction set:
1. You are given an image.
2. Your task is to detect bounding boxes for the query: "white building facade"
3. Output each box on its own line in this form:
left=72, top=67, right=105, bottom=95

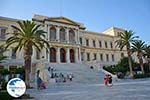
left=0, top=14, right=127, bottom=68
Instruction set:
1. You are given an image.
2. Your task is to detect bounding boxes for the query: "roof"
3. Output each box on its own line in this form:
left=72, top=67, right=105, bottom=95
left=32, top=14, right=86, bottom=29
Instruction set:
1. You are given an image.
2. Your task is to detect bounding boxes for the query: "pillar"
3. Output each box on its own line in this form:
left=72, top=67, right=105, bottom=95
left=74, top=30, right=78, bottom=44
left=56, top=47, right=60, bottom=63
left=47, top=25, right=51, bottom=41
left=75, top=48, right=79, bottom=63
left=56, top=26, right=60, bottom=42
left=66, top=48, right=70, bottom=63
left=48, top=48, right=50, bottom=62
left=78, top=47, right=81, bottom=63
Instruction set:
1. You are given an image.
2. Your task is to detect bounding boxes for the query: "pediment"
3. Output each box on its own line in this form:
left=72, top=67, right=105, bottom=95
left=47, top=17, right=79, bottom=26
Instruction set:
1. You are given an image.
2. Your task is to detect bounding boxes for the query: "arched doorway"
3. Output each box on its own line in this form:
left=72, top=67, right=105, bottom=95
left=60, top=48, right=66, bottom=63
left=50, top=48, right=56, bottom=63
left=70, top=49, right=75, bottom=63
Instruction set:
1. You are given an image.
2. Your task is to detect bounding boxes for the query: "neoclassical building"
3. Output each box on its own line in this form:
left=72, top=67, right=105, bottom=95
left=0, top=14, right=127, bottom=69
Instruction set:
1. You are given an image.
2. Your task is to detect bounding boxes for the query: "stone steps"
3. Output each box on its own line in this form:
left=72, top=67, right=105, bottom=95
left=46, top=63, right=104, bottom=84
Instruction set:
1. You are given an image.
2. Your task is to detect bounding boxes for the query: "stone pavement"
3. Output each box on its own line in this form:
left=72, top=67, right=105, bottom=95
left=27, top=78, right=150, bottom=100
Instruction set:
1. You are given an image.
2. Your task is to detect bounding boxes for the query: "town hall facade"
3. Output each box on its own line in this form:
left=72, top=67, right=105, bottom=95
left=0, top=14, right=127, bottom=68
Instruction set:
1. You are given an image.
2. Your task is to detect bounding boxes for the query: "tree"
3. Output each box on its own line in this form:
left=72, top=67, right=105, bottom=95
left=115, top=30, right=138, bottom=77
left=144, top=45, right=150, bottom=72
left=6, top=20, right=49, bottom=87
left=131, top=40, right=146, bottom=74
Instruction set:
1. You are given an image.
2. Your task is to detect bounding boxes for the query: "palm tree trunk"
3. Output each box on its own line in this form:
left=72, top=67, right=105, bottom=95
left=24, top=55, right=31, bottom=87
left=24, top=44, right=32, bottom=87
left=127, top=49, right=133, bottom=78
left=139, top=56, right=145, bottom=74
left=148, top=58, right=150, bottom=73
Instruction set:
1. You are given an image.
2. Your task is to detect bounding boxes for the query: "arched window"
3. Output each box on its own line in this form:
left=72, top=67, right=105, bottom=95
left=60, top=28, right=66, bottom=42
left=69, top=29, right=75, bottom=43
left=50, top=27, right=56, bottom=41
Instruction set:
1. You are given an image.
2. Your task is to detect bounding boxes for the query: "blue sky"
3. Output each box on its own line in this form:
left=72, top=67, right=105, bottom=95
left=0, top=0, right=150, bottom=44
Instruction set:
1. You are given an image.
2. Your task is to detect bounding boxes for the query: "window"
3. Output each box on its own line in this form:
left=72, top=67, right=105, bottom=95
left=105, top=41, right=108, bottom=48
left=117, top=32, right=121, bottom=37
left=13, top=29, right=18, bottom=33
left=60, top=28, right=66, bottom=42
left=93, top=53, right=97, bottom=60
left=36, top=50, right=40, bottom=59
left=93, top=40, right=96, bottom=47
left=50, top=27, right=56, bottom=41
left=99, top=41, right=102, bottom=48
left=80, top=37, right=82, bottom=45
left=0, top=27, right=6, bottom=39
left=11, top=48, right=16, bottom=59
left=86, top=39, right=89, bottom=46
left=106, top=54, right=109, bottom=61
left=110, top=42, right=113, bottom=48
left=69, top=29, right=75, bottom=43
left=112, top=54, right=114, bottom=61
left=87, top=53, right=90, bottom=61
left=100, top=54, right=103, bottom=61
left=121, top=53, right=124, bottom=58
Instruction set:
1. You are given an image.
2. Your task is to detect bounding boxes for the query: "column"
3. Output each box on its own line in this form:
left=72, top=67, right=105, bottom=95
left=56, top=47, right=60, bottom=63
left=47, top=25, right=50, bottom=41
left=74, top=30, right=78, bottom=44
left=97, top=53, right=100, bottom=61
left=56, top=26, right=60, bottom=42
left=78, top=48, right=81, bottom=63
left=75, top=48, right=79, bottom=63
left=66, top=48, right=70, bottom=63
left=44, top=24, right=48, bottom=41
left=47, top=48, right=50, bottom=62
left=65, top=28, right=69, bottom=43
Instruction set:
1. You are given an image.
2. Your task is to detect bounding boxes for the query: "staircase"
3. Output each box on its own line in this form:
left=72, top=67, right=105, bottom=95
left=45, top=63, right=105, bottom=84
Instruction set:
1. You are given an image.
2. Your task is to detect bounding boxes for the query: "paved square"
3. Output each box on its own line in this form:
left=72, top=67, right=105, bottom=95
left=28, top=78, right=150, bottom=100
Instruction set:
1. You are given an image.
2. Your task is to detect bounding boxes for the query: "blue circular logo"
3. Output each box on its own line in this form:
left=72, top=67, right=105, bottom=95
left=7, top=78, right=26, bottom=98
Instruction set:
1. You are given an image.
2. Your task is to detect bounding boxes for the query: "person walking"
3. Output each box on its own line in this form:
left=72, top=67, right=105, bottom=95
left=104, top=74, right=109, bottom=86
left=36, top=70, right=46, bottom=89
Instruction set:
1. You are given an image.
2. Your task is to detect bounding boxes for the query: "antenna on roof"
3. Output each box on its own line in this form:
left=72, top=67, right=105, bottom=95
left=60, top=0, right=63, bottom=17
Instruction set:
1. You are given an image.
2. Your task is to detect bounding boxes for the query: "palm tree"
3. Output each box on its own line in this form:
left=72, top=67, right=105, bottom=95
left=6, top=20, right=49, bottom=86
left=131, top=40, right=146, bottom=74
left=115, top=30, right=138, bottom=77
left=144, top=45, right=150, bottom=72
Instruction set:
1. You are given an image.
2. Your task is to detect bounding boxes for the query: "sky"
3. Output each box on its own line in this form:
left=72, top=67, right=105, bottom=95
left=0, top=0, right=150, bottom=44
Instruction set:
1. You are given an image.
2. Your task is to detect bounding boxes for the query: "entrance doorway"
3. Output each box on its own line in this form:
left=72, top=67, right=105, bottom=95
left=60, top=48, right=66, bottom=63
left=50, top=48, right=56, bottom=63
left=70, top=49, right=75, bottom=63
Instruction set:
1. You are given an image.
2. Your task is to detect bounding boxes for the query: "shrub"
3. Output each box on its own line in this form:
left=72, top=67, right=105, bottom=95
left=15, top=68, right=24, bottom=74
left=1, top=80, right=8, bottom=90
left=133, top=74, right=150, bottom=79
left=0, top=91, right=13, bottom=100
left=0, top=69, right=10, bottom=75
